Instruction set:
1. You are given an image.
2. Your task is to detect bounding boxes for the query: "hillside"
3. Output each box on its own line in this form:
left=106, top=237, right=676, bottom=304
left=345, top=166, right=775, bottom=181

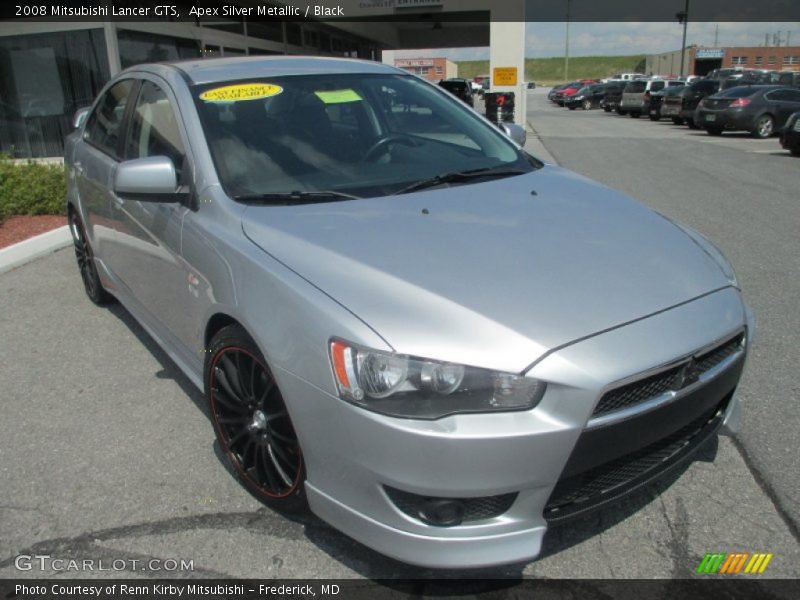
left=456, top=56, right=646, bottom=84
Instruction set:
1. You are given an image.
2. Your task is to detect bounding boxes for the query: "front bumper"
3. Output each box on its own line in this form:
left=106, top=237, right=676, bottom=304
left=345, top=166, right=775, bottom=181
left=275, top=287, right=752, bottom=568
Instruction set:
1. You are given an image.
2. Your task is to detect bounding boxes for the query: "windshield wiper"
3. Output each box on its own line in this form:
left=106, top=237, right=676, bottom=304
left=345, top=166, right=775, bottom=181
left=396, top=167, right=528, bottom=195
left=234, top=190, right=361, bottom=205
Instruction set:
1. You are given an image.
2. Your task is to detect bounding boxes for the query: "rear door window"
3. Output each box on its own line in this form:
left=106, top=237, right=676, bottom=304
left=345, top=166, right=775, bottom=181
left=625, top=81, right=646, bottom=93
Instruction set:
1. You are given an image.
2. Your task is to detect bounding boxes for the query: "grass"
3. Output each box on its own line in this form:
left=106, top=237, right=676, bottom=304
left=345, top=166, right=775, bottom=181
left=456, top=55, right=647, bottom=85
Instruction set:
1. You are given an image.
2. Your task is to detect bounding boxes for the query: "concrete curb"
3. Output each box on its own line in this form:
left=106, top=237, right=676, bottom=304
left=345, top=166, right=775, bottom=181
left=0, top=225, right=71, bottom=275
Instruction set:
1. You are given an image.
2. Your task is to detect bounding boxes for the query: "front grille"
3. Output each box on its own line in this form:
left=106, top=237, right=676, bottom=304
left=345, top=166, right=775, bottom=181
left=591, top=332, right=744, bottom=418
left=545, top=396, right=729, bottom=521
left=384, top=486, right=517, bottom=526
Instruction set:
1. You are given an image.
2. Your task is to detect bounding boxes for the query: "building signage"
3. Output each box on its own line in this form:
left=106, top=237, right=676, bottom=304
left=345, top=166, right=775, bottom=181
left=696, top=48, right=725, bottom=59
left=493, top=67, right=518, bottom=86
left=396, top=58, right=435, bottom=67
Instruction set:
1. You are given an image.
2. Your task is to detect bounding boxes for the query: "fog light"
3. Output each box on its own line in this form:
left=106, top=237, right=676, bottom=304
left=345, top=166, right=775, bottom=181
left=420, top=499, right=465, bottom=527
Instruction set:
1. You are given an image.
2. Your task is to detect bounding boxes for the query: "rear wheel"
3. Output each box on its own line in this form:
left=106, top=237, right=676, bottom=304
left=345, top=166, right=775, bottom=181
left=706, top=127, right=723, bottom=136
left=752, top=115, right=774, bottom=139
left=68, top=209, right=114, bottom=305
left=206, top=325, right=307, bottom=512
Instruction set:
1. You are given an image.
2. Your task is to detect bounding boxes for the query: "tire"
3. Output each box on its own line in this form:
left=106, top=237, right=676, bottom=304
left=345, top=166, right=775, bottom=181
left=752, top=114, right=774, bottom=139
left=706, top=127, right=723, bottom=136
left=630, top=112, right=640, bottom=118
left=603, top=105, right=612, bottom=112
left=583, top=100, right=591, bottom=110
left=205, top=324, right=307, bottom=513
left=791, top=146, right=800, bottom=156
left=686, top=118, right=698, bottom=129
left=672, top=117, right=685, bottom=125
left=568, top=106, right=576, bottom=110
left=68, top=209, right=114, bottom=305
left=617, top=108, right=627, bottom=116
left=649, top=112, right=660, bottom=121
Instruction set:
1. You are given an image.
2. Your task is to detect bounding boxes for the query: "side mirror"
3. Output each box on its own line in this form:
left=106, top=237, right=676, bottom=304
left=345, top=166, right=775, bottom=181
left=73, top=107, right=90, bottom=130
left=501, top=122, right=527, bottom=146
left=114, top=156, right=185, bottom=202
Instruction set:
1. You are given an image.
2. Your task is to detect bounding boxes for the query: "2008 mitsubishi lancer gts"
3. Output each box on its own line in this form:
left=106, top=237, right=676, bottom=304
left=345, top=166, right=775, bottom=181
left=64, top=56, right=753, bottom=568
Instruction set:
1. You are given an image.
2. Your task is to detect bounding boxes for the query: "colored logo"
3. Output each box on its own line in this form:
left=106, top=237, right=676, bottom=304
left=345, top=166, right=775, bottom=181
left=696, top=552, right=773, bottom=574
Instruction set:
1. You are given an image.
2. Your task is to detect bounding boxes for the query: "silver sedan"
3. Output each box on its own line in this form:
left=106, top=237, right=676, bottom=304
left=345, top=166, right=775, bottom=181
left=64, top=57, right=753, bottom=568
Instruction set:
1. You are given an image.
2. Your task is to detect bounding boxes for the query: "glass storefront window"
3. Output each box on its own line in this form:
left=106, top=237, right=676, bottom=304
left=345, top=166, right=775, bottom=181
left=0, top=29, right=110, bottom=158
left=117, top=29, right=201, bottom=69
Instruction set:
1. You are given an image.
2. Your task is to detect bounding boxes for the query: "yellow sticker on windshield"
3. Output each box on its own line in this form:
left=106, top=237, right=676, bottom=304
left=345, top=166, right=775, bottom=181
left=199, top=83, right=283, bottom=102
left=314, top=89, right=362, bottom=104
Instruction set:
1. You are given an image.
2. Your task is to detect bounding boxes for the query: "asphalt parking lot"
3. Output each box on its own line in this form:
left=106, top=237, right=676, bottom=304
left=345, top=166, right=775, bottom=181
left=1, top=89, right=798, bottom=581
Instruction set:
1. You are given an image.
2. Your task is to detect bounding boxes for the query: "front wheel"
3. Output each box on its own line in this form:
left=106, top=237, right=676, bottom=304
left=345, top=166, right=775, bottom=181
left=583, top=100, right=592, bottom=110
left=752, top=115, right=774, bottom=139
left=68, top=209, right=114, bottom=305
left=206, top=325, right=307, bottom=512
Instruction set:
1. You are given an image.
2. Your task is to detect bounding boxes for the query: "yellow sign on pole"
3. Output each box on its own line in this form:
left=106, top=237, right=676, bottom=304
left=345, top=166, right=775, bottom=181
left=493, top=67, right=518, bottom=86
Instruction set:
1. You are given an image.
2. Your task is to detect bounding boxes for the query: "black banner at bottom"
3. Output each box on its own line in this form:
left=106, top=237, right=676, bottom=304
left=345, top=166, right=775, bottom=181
left=1, top=579, right=799, bottom=600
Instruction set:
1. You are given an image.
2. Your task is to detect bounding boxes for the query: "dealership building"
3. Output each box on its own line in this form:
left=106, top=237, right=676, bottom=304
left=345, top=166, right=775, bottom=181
left=393, top=57, right=457, bottom=82
left=646, top=45, right=800, bottom=77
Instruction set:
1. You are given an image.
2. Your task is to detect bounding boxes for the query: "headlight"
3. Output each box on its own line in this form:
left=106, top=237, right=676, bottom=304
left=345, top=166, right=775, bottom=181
left=671, top=220, right=739, bottom=288
left=329, top=340, right=546, bottom=419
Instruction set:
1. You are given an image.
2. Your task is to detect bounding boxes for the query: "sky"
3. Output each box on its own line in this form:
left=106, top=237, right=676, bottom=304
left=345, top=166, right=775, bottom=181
left=394, top=22, right=800, bottom=60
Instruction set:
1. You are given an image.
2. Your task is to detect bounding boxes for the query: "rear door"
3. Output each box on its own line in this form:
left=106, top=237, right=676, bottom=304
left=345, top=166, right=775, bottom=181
left=74, top=79, right=136, bottom=266
left=767, top=88, right=800, bottom=127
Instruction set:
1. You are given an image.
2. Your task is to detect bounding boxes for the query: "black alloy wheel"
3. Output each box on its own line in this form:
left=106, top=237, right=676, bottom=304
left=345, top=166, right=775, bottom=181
left=68, top=209, right=113, bottom=305
left=206, top=325, right=306, bottom=511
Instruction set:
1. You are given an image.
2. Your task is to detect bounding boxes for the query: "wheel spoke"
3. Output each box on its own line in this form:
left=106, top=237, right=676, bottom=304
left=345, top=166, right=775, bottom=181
left=259, top=444, right=280, bottom=491
left=268, top=428, right=296, bottom=444
left=267, top=443, right=294, bottom=486
left=213, top=385, right=249, bottom=414
left=220, top=354, right=244, bottom=399
left=215, top=365, right=244, bottom=404
left=228, top=425, right=249, bottom=447
left=236, top=352, right=250, bottom=401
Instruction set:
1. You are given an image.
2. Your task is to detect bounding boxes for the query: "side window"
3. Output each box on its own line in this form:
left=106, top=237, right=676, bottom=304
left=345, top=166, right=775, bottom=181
left=84, top=79, right=135, bottom=158
left=125, top=80, right=186, bottom=177
left=784, top=89, right=800, bottom=103
left=651, top=81, right=665, bottom=92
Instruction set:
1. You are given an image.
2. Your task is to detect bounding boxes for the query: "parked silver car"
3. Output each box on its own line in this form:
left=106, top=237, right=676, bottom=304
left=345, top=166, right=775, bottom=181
left=65, top=57, right=753, bottom=569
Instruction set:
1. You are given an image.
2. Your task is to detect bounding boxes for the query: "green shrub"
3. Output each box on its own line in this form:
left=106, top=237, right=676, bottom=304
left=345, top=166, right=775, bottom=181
left=0, top=157, right=66, bottom=224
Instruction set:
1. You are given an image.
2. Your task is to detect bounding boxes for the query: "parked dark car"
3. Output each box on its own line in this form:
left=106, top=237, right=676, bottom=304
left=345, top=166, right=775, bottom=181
left=649, top=83, right=686, bottom=120
left=780, top=111, right=800, bottom=155
left=773, top=71, right=800, bottom=88
left=696, top=85, right=800, bottom=138
left=662, top=79, right=721, bottom=127
left=601, top=81, right=624, bottom=112
left=721, top=70, right=776, bottom=90
left=438, top=78, right=474, bottom=107
left=564, top=84, right=606, bottom=110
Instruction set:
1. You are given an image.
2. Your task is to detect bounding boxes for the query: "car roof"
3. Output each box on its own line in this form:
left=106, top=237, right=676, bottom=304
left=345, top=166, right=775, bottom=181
left=129, top=56, right=403, bottom=85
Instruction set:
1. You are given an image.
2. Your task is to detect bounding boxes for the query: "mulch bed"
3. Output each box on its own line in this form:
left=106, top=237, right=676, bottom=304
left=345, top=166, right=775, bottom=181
left=0, top=215, right=66, bottom=249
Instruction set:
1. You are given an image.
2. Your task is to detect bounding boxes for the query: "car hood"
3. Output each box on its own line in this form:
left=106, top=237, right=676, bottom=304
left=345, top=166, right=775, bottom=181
left=241, top=165, right=731, bottom=372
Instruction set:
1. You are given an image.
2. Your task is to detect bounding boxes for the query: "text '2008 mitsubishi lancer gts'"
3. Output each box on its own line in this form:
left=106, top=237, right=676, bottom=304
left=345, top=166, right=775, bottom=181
left=65, top=57, right=753, bottom=569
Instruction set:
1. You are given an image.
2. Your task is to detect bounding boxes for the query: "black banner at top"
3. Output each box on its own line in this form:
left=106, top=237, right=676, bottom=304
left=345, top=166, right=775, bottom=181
left=1, top=0, right=799, bottom=23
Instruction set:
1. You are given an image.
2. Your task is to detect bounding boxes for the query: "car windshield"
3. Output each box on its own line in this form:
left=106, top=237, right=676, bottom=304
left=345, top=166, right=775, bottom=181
left=717, top=86, right=762, bottom=98
left=194, top=74, right=535, bottom=200
left=624, top=81, right=646, bottom=93
left=440, top=81, right=467, bottom=93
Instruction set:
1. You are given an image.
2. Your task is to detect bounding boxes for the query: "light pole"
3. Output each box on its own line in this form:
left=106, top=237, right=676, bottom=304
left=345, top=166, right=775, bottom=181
left=676, top=0, right=690, bottom=78
left=564, top=0, right=571, bottom=81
